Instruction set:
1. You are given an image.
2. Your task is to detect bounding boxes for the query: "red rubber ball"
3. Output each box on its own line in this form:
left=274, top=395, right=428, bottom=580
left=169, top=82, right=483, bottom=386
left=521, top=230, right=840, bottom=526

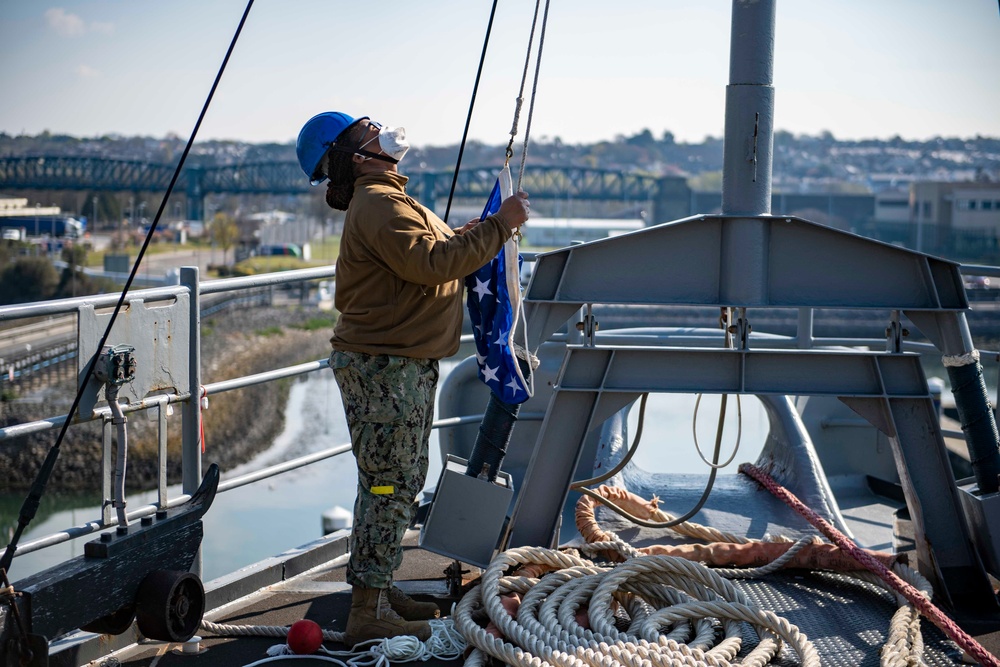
left=287, top=619, right=324, bottom=654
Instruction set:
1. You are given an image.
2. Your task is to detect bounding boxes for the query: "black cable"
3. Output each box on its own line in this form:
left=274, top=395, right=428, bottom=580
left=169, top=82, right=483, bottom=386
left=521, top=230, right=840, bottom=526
left=442, top=0, right=500, bottom=224
left=0, top=0, right=256, bottom=577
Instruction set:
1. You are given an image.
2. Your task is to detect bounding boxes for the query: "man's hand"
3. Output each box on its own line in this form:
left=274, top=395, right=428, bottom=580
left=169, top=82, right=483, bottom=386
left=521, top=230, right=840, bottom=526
left=498, top=191, right=530, bottom=231
left=455, top=217, right=480, bottom=235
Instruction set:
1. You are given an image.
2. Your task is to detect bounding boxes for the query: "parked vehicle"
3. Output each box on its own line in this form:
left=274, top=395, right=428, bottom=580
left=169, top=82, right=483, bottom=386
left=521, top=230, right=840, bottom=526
left=1, top=226, right=26, bottom=241
left=0, top=215, right=85, bottom=239
left=256, top=242, right=302, bottom=258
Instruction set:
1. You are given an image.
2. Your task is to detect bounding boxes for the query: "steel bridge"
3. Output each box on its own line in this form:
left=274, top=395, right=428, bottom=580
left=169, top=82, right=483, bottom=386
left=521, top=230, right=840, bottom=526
left=0, top=156, right=685, bottom=223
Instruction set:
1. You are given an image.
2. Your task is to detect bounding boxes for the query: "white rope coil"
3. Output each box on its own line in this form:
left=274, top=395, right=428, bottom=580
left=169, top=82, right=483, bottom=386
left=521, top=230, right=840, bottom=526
left=454, top=545, right=821, bottom=667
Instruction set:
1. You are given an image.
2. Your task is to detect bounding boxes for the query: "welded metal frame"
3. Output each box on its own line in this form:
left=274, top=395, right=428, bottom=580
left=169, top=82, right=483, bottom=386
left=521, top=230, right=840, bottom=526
left=505, top=344, right=994, bottom=611
left=524, top=213, right=968, bottom=350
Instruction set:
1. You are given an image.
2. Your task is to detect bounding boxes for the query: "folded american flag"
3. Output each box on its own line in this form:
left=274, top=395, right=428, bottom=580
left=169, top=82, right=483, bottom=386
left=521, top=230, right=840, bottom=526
left=464, top=167, right=531, bottom=405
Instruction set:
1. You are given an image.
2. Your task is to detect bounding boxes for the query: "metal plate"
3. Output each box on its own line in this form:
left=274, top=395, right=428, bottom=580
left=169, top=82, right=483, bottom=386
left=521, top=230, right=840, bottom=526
left=77, top=295, right=191, bottom=417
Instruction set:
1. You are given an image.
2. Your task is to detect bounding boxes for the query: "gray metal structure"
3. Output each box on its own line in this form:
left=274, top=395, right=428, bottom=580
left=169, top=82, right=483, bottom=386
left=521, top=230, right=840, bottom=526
left=503, top=0, right=1000, bottom=621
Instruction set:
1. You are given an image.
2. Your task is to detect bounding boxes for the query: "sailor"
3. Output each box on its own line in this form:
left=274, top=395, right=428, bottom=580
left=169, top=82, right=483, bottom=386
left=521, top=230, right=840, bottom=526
left=296, top=111, right=530, bottom=645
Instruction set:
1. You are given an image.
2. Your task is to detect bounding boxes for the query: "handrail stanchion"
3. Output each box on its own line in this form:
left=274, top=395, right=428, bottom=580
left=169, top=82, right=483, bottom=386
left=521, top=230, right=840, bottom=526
left=180, top=266, right=203, bottom=577
left=797, top=308, right=814, bottom=349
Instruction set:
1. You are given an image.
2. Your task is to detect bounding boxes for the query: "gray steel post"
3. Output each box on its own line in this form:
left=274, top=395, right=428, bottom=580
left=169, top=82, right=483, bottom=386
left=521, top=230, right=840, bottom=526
left=796, top=308, right=814, bottom=349
left=721, top=0, right=775, bottom=217
left=180, top=267, right=202, bottom=496
left=720, top=0, right=776, bottom=305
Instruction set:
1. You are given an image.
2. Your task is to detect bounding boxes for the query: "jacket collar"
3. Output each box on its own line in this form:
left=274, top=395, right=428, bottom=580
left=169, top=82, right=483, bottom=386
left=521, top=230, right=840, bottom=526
left=356, top=171, right=409, bottom=190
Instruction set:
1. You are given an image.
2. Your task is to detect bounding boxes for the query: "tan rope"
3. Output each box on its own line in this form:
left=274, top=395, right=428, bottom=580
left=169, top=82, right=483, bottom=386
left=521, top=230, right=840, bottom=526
left=575, top=485, right=751, bottom=544
left=200, top=618, right=346, bottom=643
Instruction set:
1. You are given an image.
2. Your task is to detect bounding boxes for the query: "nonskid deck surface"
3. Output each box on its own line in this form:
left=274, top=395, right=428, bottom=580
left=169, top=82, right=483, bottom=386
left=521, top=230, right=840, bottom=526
left=82, top=492, right=968, bottom=667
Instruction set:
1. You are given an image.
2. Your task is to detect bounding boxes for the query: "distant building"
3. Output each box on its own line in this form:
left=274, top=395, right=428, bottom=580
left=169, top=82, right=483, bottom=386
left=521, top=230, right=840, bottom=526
left=0, top=196, right=83, bottom=238
left=0, top=196, right=61, bottom=217
left=908, top=181, right=1000, bottom=255
left=874, top=190, right=910, bottom=223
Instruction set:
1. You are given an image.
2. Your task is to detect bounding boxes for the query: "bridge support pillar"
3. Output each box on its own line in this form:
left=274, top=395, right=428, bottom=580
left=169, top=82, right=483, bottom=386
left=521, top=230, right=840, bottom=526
left=186, top=168, right=204, bottom=223
left=651, top=175, right=692, bottom=225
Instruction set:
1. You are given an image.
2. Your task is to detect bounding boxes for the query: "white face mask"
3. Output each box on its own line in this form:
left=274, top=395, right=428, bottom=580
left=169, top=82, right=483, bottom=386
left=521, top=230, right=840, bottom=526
left=359, top=121, right=410, bottom=163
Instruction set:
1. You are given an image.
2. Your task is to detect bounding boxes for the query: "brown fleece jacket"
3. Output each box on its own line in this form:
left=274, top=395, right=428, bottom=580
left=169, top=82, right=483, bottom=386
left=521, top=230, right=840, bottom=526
left=330, top=171, right=512, bottom=360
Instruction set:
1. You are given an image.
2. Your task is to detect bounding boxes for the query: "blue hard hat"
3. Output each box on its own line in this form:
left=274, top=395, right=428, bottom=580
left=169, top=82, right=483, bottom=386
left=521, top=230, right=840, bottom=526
left=296, top=111, right=364, bottom=185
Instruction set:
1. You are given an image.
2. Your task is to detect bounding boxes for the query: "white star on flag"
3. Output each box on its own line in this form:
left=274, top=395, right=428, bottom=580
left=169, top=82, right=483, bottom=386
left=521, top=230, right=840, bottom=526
left=482, top=365, right=500, bottom=384
left=472, top=277, right=493, bottom=301
left=494, top=327, right=509, bottom=348
left=506, top=376, right=522, bottom=393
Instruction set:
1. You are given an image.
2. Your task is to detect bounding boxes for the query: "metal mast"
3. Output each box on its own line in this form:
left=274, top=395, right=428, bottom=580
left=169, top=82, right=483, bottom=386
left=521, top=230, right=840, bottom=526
left=722, top=0, right=775, bottom=216
left=720, top=0, right=776, bottom=307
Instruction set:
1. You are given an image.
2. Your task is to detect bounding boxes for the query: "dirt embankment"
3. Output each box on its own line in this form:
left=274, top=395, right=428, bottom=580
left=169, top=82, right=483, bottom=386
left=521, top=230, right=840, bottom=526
left=0, top=307, right=335, bottom=493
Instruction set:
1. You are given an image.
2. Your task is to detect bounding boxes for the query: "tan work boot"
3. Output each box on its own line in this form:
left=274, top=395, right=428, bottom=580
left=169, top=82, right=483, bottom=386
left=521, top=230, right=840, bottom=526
left=388, top=585, right=441, bottom=621
left=344, top=586, right=431, bottom=646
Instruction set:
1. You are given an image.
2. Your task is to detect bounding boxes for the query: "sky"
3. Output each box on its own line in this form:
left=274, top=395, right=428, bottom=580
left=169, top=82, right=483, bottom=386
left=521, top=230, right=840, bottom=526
left=1, top=1, right=999, bottom=150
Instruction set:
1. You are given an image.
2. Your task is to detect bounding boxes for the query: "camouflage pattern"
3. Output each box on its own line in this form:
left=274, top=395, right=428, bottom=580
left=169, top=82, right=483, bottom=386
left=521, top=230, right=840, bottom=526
left=330, top=349, right=439, bottom=589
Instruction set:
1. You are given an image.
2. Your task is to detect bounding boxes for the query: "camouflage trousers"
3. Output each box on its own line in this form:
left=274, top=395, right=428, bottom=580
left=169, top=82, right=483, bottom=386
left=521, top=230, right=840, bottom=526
left=330, top=349, right=439, bottom=589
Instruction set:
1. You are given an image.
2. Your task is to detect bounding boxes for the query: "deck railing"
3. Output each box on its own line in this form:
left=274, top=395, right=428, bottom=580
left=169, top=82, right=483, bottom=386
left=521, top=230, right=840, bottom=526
left=1, top=260, right=997, bottom=574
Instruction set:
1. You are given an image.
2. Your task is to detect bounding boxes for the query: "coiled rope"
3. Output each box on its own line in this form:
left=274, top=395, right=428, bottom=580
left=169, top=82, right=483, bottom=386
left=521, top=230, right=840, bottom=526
left=450, top=474, right=965, bottom=667
left=572, top=485, right=933, bottom=665
left=453, top=545, right=822, bottom=667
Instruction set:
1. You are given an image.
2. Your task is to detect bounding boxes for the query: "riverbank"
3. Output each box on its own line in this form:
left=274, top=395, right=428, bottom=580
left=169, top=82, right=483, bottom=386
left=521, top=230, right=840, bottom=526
left=0, top=305, right=336, bottom=493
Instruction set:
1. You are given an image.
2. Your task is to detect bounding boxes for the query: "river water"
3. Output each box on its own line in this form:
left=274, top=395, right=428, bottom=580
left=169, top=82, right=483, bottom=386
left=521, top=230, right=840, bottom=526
left=5, top=351, right=997, bottom=584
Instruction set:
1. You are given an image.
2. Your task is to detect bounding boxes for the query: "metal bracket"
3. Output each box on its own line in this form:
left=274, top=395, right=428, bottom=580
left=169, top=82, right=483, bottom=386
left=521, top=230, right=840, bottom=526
left=885, top=310, right=908, bottom=353
left=575, top=304, right=599, bottom=347
left=728, top=307, right=751, bottom=350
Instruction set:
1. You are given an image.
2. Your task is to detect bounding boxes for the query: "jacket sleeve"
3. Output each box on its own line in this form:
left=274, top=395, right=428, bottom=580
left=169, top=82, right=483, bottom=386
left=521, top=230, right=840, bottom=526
left=370, top=190, right=512, bottom=285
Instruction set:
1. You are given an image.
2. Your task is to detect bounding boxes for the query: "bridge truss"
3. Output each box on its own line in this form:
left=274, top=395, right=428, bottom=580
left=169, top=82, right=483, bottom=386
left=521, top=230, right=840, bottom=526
left=0, top=156, right=665, bottom=222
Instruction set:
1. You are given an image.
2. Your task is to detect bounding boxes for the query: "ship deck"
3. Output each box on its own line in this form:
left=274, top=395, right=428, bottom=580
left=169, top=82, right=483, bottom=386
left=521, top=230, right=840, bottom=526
left=48, top=477, right=981, bottom=667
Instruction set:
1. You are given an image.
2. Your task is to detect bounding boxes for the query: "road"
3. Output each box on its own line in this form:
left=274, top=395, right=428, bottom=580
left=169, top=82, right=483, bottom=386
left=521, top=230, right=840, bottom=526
left=0, top=315, right=75, bottom=363
left=135, top=247, right=216, bottom=280
left=86, top=233, right=217, bottom=283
